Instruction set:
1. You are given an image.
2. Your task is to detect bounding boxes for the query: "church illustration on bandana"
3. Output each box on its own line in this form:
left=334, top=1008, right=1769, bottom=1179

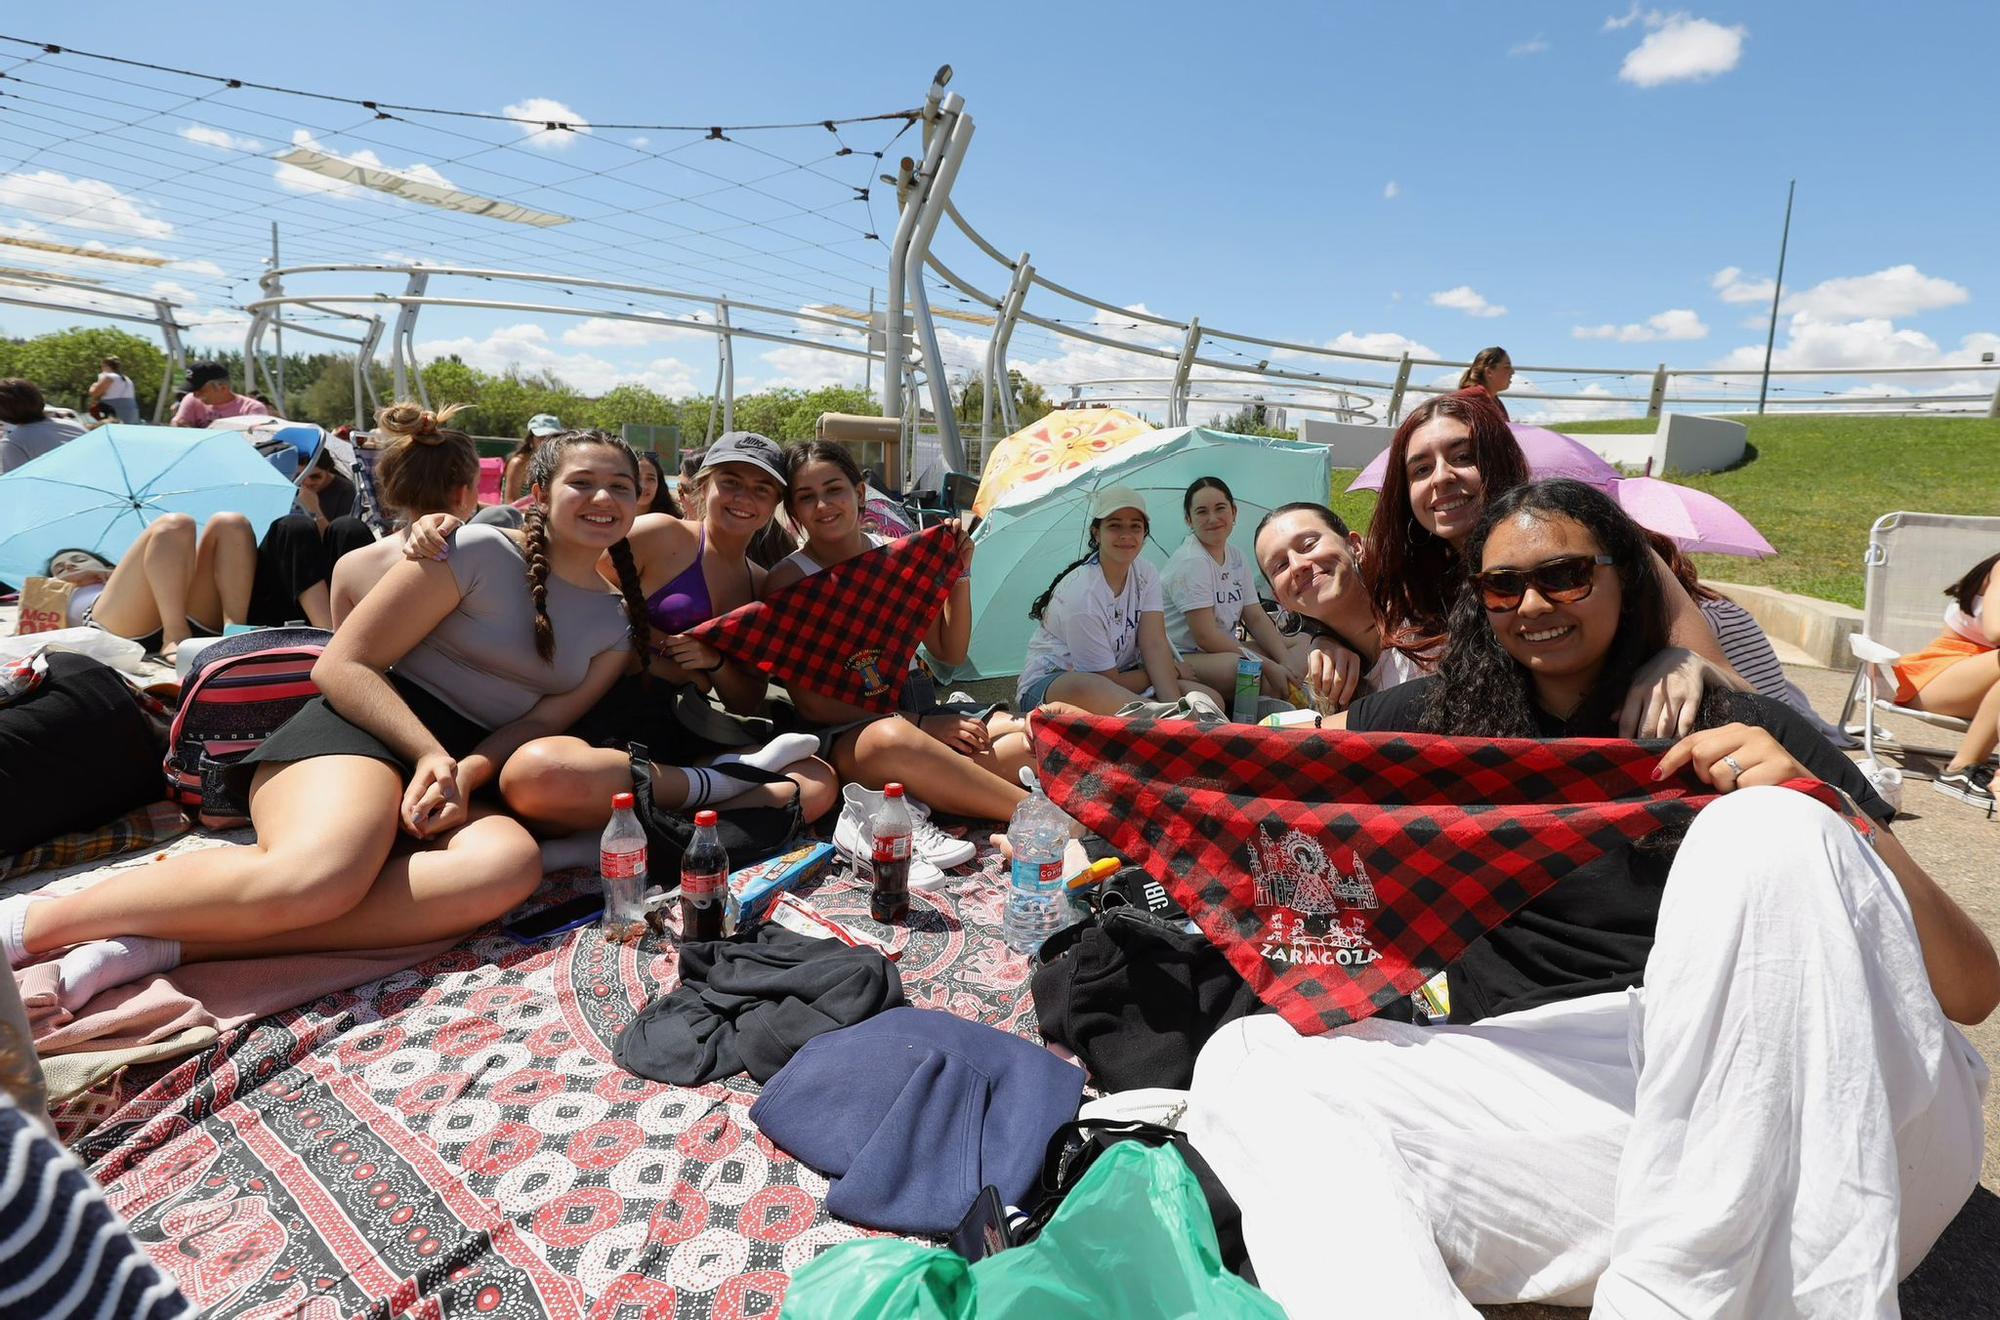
left=1249, top=824, right=1380, bottom=961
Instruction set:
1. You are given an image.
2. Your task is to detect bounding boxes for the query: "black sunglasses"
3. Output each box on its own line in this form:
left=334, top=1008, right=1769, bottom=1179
left=1473, top=554, right=1614, bottom=611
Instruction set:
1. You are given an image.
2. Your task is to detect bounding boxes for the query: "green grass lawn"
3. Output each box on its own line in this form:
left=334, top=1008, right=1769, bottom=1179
left=1328, top=414, right=2000, bottom=608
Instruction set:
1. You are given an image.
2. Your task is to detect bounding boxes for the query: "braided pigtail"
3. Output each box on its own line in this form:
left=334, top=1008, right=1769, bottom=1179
left=522, top=502, right=557, bottom=662
left=606, top=536, right=651, bottom=667
left=1029, top=520, right=1103, bottom=622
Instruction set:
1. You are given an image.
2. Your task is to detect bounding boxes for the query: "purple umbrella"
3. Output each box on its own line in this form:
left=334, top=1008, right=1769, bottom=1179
left=1609, top=477, right=1775, bottom=558
left=1347, top=423, right=1621, bottom=493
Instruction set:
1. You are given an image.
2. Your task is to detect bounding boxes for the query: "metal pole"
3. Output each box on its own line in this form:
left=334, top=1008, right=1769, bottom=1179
left=270, top=224, right=286, bottom=413
left=718, top=299, right=735, bottom=433
left=1387, top=353, right=1412, bottom=425
left=1170, top=318, right=1201, bottom=428
left=882, top=90, right=962, bottom=419
left=991, top=254, right=1033, bottom=437
left=389, top=271, right=428, bottom=400
left=1988, top=371, right=2000, bottom=420
left=706, top=356, right=723, bottom=445
left=1757, top=179, right=1795, bottom=415
left=904, top=109, right=976, bottom=473
left=863, top=287, right=874, bottom=399
left=1647, top=363, right=1668, bottom=419
left=157, top=305, right=185, bottom=423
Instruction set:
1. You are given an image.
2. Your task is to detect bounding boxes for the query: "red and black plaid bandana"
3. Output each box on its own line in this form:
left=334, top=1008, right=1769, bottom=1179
left=689, top=522, right=964, bottom=713
left=1031, top=713, right=1862, bottom=1035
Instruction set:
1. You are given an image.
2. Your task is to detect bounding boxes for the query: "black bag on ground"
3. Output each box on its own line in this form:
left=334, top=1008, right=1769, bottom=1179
left=0, top=652, right=166, bottom=854
left=1030, top=893, right=1267, bottom=1093
left=627, top=743, right=803, bottom=874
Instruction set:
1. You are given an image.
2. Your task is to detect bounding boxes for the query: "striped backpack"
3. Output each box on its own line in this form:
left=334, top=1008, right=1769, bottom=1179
left=164, top=628, right=331, bottom=827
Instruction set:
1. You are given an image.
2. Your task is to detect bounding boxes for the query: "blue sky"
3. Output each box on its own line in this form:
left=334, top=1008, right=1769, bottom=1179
left=3, top=1, right=1995, bottom=419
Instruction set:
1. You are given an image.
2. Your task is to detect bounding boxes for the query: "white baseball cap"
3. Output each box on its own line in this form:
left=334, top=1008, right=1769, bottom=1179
left=526, top=413, right=563, bottom=437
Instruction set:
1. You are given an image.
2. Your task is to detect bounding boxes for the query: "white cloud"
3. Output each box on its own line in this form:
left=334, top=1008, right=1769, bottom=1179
left=1573, top=307, right=1709, bottom=342
left=1429, top=285, right=1507, bottom=318
left=1516, top=380, right=1634, bottom=425
left=501, top=98, right=593, bottom=150
left=169, top=258, right=228, bottom=280
left=747, top=342, right=876, bottom=393
left=1509, top=36, right=1550, bottom=56
left=630, top=136, right=653, bottom=150
left=0, top=170, right=174, bottom=239
left=149, top=280, right=199, bottom=303
left=1603, top=5, right=1657, bottom=31
left=1781, top=264, right=1969, bottom=320
left=1711, top=265, right=1776, bottom=304
left=414, top=322, right=701, bottom=396
left=1711, top=314, right=1944, bottom=372
left=1322, top=330, right=1439, bottom=360
left=1382, top=180, right=1400, bottom=200
left=1619, top=14, right=1747, bottom=87
left=275, top=129, right=455, bottom=197
left=180, top=124, right=263, bottom=153
left=561, top=315, right=712, bottom=349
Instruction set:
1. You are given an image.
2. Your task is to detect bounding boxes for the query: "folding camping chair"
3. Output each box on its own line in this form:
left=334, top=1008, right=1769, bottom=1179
left=1839, top=510, right=2000, bottom=764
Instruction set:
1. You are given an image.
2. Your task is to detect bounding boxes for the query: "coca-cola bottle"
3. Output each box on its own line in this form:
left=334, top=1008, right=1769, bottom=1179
left=680, top=809, right=728, bottom=942
left=870, top=782, right=913, bottom=923
left=599, top=792, right=648, bottom=944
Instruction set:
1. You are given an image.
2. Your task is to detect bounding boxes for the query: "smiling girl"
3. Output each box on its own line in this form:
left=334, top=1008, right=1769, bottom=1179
left=1366, top=392, right=1745, bottom=737
left=1199, top=479, right=1996, bottom=1316
left=1162, top=476, right=1304, bottom=703
left=764, top=440, right=1032, bottom=862
left=2, top=428, right=651, bottom=1001
left=1017, top=488, right=1224, bottom=716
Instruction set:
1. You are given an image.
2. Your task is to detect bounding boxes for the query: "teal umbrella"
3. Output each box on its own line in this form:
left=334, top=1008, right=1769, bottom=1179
left=0, top=424, right=298, bottom=585
left=962, top=427, right=1333, bottom=679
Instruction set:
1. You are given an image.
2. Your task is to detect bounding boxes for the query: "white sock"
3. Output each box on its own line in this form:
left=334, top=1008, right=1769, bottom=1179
left=54, top=936, right=182, bottom=1009
left=1, top=893, right=51, bottom=970
left=664, top=764, right=756, bottom=809
left=712, top=733, right=819, bottom=775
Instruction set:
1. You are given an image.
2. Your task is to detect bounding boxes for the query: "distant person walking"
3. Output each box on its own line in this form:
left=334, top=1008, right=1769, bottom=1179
left=1456, top=346, right=1514, bottom=420
left=87, top=356, right=141, bottom=424
left=171, top=362, right=270, bottom=428
left=0, top=378, right=85, bottom=473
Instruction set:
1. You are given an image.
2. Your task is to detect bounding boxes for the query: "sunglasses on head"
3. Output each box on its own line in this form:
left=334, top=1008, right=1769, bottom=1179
left=1472, top=554, right=1613, bottom=611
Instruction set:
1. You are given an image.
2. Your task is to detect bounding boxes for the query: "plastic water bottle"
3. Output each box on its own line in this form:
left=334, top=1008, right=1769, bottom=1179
left=869, top=783, right=913, bottom=922
left=599, top=792, right=648, bottom=944
left=681, top=810, right=729, bottom=942
left=1003, top=790, right=1071, bottom=956
left=1233, top=654, right=1263, bottom=723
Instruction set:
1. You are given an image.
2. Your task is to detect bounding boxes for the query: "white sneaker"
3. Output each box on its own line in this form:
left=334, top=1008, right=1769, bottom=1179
left=832, top=784, right=975, bottom=886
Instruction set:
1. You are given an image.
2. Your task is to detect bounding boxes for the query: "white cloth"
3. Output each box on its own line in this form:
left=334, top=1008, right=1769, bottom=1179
left=1366, top=645, right=1421, bottom=694
left=1186, top=786, right=1987, bottom=1319
left=1162, top=537, right=1253, bottom=654
left=1945, top=598, right=1987, bottom=647
left=1017, top=556, right=1162, bottom=704
left=94, top=371, right=135, bottom=402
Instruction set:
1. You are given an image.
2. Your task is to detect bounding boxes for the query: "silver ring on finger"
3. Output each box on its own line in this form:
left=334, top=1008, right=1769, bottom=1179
left=1721, top=754, right=1745, bottom=778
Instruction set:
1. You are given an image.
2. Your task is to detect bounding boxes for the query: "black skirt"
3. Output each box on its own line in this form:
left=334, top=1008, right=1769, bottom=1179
left=225, top=673, right=491, bottom=801
left=569, top=674, right=774, bottom=764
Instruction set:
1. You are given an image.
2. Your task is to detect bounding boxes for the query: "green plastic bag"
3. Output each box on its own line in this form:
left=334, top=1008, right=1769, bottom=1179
left=783, top=1141, right=1285, bottom=1319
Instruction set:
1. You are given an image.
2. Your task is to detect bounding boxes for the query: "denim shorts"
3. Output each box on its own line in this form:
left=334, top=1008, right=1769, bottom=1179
left=1018, top=664, right=1146, bottom=711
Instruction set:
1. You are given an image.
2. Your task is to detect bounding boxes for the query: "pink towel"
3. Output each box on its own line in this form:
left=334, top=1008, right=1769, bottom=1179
left=21, top=940, right=456, bottom=1056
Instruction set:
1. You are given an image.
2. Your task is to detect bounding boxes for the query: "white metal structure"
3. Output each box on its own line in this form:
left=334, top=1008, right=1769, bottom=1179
left=0, top=274, right=187, bottom=422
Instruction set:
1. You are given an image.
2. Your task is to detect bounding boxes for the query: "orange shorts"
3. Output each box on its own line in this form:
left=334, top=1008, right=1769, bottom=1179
left=1892, top=632, right=1993, bottom=705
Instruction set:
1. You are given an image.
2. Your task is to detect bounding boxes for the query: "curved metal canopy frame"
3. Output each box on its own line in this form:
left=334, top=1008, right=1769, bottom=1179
left=0, top=274, right=186, bottom=422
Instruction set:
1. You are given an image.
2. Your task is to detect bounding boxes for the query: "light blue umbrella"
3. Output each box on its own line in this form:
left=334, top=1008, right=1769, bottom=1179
left=0, top=423, right=299, bottom=585
left=962, top=427, right=1333, bottom=679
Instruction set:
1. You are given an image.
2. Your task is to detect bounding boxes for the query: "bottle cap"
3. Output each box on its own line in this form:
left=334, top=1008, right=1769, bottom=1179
left=884, top=783, right=905, bottom=798
left=694, top=809, right=718, bottom=827
left=611, top=792, right=635, bottom=810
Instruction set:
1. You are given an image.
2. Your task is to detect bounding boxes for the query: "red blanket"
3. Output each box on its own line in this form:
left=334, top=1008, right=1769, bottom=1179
left=1030, top=713, right=1861, bottom=1035
left=690, top=523, right=963, bottom=713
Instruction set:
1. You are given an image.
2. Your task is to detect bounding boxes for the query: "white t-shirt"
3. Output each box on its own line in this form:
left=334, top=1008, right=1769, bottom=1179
left=1945, top=598, right=1988, bottom=647
left=1018, top=556, right=1163, bottom=704
left=95, top=372, right=135, bottom=402
left=1162, top=536, right=1253, bottom=654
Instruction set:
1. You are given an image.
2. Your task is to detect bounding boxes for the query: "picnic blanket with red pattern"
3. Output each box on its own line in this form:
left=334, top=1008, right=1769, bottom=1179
left=74, top=860, right=1027, bottom=1318
left=1030, top=713, right=1859, bottom=1035
left=687, top=522, right=963, bottom=713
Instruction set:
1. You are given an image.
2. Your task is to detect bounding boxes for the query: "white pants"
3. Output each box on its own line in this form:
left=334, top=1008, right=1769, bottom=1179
left=1187, top=787, right=1988, bottom=1319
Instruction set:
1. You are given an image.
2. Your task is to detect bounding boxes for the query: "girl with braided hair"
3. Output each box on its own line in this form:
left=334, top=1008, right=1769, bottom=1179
left=408, top=429, right=835, bottom=868
left=1, top=425, right=647, bottom=1003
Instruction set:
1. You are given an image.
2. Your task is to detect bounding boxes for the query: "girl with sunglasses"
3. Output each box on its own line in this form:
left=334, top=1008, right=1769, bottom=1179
left=1194, top=479, right=1996, bottom=1317
left=1366, top=392, right=1744, bottom=735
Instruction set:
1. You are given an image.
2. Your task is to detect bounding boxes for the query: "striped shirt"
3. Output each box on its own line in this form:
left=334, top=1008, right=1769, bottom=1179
left=1700, top=596, right=1789, bottom=701
left=0, top=1098, right=191, bottom=1319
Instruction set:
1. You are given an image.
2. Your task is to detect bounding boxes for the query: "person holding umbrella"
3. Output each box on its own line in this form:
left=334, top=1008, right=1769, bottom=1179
left=0, top=428, right=649, bottom=1005
left=1364, top=393, right=1746, bottom=736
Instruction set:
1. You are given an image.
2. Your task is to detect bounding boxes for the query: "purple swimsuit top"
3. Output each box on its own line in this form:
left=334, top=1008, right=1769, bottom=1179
left=643, top=528, right=714, bottom=635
